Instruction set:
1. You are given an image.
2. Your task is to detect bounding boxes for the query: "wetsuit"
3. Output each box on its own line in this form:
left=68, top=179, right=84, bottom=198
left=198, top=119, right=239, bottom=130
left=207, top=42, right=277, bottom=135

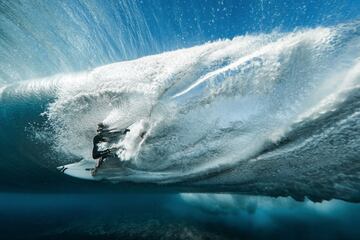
left=92, top=128, right=130, bottom=159
left=92, top=134, right=111, bottom=159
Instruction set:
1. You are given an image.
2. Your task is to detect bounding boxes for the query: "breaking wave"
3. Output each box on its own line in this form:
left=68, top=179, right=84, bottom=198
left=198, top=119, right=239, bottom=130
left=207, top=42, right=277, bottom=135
left=1, top=21, right=360, bottom=201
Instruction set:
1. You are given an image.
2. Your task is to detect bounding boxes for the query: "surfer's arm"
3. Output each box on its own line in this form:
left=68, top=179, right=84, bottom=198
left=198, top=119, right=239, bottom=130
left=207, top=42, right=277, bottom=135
left=92, top=147, right=111, bottom=159
left=102, top=128, right=130, bottom=136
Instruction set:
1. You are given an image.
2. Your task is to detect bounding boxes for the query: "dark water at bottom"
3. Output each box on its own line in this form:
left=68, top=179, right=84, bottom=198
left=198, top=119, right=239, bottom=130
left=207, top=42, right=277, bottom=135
left=1, top=193, right=360, bottom=240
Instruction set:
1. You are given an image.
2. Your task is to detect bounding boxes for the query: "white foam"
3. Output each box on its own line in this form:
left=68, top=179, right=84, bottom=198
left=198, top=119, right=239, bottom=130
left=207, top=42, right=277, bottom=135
left=114, top=119, right=150, bottom=161
left=25, top=24, right=358, bottom=182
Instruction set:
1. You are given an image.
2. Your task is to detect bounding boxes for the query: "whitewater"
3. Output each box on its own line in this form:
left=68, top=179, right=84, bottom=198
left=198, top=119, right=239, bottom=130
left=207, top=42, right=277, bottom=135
left=1, top=22, right=359, bottom=201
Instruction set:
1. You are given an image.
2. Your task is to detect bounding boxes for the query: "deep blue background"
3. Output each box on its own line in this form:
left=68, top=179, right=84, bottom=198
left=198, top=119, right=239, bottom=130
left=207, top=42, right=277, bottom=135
left=1, top=193, right=360, bottom=240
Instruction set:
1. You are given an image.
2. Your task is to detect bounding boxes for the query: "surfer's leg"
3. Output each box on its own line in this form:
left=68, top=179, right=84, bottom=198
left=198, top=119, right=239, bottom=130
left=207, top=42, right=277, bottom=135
left=91, top=167, right=97, bottom=176
left=98, top=157, right=105, bottom=167
left=91, top=157, right=104, bottom=176
left=95, top=158, right=101, bottom=168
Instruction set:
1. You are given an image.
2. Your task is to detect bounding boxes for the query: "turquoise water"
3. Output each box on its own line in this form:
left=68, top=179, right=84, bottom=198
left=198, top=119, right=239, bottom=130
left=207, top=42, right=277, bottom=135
left=1, top=193, right=360, bottom=239
left=1, top=0, right=360, bottom=239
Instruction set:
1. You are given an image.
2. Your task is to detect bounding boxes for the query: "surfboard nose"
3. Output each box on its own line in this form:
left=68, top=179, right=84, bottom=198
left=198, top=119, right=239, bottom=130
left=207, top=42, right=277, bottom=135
left=57, top=165, right=67, bottom=173
left=56, top=160, right=98, bottom=180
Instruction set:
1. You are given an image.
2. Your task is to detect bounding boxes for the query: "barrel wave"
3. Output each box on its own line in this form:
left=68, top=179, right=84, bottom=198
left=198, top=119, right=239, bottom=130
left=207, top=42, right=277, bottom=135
left=1, top=20, right=359, bottom=201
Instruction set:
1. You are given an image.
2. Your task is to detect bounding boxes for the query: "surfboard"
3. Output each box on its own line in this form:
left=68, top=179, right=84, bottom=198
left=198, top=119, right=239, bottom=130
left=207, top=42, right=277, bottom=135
left=57, top=158, right=174, bottom=182
left=57, top=157, right=137, bottom=181
left=57, top=159, right=99, bottom=180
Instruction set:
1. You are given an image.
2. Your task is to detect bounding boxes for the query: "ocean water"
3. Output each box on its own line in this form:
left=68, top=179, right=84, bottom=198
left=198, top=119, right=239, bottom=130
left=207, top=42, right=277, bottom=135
left=1, top=0, right=360, bottom=239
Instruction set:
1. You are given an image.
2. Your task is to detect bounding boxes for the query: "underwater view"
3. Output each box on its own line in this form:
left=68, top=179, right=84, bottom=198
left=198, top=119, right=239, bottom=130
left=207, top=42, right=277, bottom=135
left=1, top=0, right=360, bottom=239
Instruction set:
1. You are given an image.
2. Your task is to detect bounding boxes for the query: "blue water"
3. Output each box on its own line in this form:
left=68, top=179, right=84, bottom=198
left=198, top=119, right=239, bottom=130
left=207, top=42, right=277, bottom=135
left=1, top=0, right=360, bottom=239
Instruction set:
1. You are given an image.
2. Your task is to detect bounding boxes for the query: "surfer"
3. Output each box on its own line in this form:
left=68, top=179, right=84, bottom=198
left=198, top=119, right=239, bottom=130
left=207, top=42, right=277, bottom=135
left=91, top=123, right=130, bottom=176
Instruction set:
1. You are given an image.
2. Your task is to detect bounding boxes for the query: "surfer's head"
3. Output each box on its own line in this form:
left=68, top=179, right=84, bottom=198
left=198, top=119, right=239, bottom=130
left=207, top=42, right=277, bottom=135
left=97, top=123, right=107, bottom=133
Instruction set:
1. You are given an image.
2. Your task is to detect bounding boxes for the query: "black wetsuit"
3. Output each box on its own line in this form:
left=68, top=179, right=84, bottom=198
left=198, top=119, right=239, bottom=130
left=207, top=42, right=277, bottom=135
left=92, top=134, right=111, bottom=159
left=92, top=128, right=130, bottom=159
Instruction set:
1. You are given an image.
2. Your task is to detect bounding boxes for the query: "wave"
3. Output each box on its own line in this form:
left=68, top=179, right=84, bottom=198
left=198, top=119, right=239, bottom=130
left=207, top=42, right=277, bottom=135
left=1, top=22, right=360, bottom=201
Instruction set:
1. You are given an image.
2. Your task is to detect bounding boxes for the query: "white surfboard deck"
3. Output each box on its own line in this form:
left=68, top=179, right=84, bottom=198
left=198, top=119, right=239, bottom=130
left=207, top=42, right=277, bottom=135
left=57, top=158, right=174, bottom=182
left=57, top=158, right=156, bottom=181
left=57, top=159, right=99, bottom=180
